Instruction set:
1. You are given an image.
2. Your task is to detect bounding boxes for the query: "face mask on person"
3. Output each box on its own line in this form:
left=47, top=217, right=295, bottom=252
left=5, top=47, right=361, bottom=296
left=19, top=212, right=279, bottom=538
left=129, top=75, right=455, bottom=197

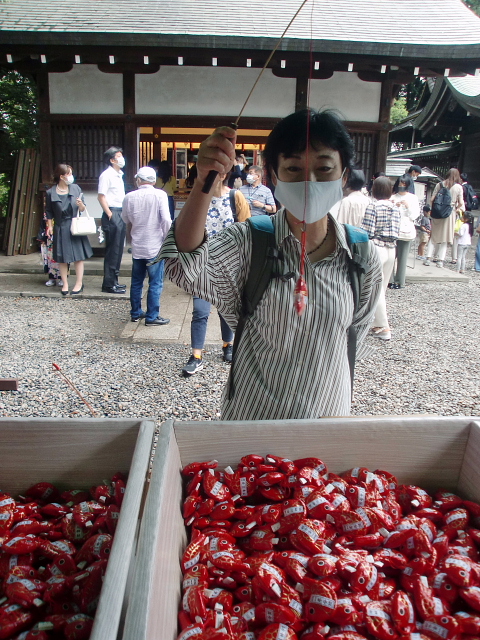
left=115, top=156, right=125, bottom=168
left=274, top=172, right=345, bottom=224
left=246, top=174, right=256, bottom=184
left=398, top=185, right=407, bottom=193
left=64, top=174, right=74, bottom=185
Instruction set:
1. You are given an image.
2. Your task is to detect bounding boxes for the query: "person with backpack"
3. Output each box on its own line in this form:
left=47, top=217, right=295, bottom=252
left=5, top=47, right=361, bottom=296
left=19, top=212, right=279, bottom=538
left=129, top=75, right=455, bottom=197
left=181, top=171, right=249, bottom=376
left=152, top=109, right=382, bottom=420
left=424, top=168, right=464, bottom=268
left=461, top=173, right=478, bottom=213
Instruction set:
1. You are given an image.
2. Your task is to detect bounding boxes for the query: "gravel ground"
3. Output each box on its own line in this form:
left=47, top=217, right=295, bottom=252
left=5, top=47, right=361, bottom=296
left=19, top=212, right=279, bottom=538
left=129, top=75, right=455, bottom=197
left=1, top=256, right=479, bottom=425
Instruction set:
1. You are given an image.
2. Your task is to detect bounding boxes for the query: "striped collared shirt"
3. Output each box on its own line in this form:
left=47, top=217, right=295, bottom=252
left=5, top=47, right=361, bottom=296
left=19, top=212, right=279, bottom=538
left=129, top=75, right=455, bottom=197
left=159, top=210, right=382, bottom=421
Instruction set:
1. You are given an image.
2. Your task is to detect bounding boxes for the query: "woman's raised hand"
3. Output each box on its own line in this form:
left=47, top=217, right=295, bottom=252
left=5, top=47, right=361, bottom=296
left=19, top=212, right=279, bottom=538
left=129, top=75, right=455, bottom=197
left=196, top=126, right=237, bottom=185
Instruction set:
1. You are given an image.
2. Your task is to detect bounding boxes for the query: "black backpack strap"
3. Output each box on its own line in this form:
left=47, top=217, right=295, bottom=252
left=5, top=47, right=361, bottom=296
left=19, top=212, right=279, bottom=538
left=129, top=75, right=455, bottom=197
left=344, top=224, right=370, bottom=394
left=229, top=216, right=277, bottom=400
left=229, top=189, right=237, bottom=222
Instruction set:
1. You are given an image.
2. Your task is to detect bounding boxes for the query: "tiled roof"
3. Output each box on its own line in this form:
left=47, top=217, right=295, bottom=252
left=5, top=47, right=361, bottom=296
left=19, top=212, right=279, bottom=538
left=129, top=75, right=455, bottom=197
left=1, top=0, right=480, bottom=48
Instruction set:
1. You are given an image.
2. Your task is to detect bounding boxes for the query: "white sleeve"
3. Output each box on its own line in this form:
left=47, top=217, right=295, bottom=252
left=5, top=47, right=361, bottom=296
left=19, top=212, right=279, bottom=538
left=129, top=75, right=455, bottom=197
left=98, top=171, right=109, bottom=196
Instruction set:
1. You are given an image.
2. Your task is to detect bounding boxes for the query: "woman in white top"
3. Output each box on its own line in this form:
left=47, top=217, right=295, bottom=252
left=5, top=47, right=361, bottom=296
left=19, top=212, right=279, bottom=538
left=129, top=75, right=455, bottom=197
left=425, top=168, right=464, bottom=268
left=389, top=174, right=419, bottom=288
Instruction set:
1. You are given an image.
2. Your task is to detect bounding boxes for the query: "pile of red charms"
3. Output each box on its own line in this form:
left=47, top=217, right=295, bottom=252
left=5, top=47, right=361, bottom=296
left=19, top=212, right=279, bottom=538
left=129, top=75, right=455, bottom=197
left=0, top=474, right=125, bottom=639
left=178, top=455, right=480, bottom=640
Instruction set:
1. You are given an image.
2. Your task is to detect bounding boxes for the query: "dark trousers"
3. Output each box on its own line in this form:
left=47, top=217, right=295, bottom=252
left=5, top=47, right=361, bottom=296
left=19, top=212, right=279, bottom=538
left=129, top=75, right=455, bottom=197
left=191, top=296, right=233, bottom=350
left=102, top=208, right=126, bottom=288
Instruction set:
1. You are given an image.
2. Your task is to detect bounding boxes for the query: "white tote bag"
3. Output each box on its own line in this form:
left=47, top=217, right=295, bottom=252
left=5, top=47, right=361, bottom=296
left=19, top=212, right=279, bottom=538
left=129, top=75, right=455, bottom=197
left=70, top=208, right=96, bottom=236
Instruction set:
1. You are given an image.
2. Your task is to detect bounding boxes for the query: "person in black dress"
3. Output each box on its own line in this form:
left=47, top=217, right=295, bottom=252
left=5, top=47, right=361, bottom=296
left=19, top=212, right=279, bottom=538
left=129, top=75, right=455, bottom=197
left=46, top=164, right=93, bottom=295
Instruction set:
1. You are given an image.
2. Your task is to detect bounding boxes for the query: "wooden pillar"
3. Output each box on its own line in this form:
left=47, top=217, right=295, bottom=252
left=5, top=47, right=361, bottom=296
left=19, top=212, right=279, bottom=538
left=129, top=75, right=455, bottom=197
left=123, top=72, right=136, bottom=188
left=36, top=71, right=54, bottom=184
left=153, top=126, right=161, bottom=160
left=375, top=79, right=394, bottom=172
left=295, top=76, right=309, bottom=111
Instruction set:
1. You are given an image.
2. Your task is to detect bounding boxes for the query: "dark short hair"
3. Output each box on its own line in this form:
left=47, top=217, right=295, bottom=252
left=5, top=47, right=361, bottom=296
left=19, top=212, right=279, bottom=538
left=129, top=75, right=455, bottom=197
left=53, top=163, right=72, bottom=184
left=347, top=169, right=365, bottom=192
left=373, top=171, right=385, bottom=179
left=372, top=176, right=392, bottom=200
left=103, top=146, right=123, bottom=166
left=148, top=158, right=161, bottom=170
left=461, top=172, right=468, bottom=181
left=398, top=174, right=413, bottom=190
left=263, top=109, right=355, bottom=177
left=423, top=204, right=431, bottom=212
left=408, top=165, right=422, bottom=175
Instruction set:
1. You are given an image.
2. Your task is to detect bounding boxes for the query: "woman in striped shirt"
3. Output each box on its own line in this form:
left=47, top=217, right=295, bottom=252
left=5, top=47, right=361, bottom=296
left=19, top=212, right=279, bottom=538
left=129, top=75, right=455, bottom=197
left=156, top=109, right=382, bottom=420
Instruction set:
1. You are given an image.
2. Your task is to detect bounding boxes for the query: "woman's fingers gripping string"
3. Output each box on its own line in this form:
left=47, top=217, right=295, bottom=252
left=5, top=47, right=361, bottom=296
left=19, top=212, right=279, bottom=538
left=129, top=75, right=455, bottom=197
left=197, top=127, right=237, bottom=182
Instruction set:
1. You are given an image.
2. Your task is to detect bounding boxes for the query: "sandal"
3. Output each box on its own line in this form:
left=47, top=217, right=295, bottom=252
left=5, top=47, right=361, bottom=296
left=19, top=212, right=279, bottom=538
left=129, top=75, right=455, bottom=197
left=372, top=327, right=392, bottom=341
left=451, top=260, right=457, bottom=265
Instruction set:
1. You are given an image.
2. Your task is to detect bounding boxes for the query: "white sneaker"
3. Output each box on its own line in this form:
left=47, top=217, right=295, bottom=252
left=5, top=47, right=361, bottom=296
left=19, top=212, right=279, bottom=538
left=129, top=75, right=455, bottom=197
left=436, top=261, right=443, bottom=268
left=423, top=260, right=430, bottom=266
left=45, top=279, right=56, bottom=286
left=56, top=279, right=64, bottom=286
left=416, top=255, right=425, bottom=260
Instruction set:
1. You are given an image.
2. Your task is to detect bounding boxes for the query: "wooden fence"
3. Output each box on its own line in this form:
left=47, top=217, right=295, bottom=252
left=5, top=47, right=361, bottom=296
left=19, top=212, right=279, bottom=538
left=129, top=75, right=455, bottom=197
left=2, top=149, right=42, bottom=255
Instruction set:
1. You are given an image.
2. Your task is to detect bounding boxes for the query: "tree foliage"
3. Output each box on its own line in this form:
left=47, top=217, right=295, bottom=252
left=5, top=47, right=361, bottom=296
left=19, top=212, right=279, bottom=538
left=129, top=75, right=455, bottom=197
left=463, top=0, right=480, bottom=15
left=0, top=71, right=39, bottom=215
left=390, top=96, right=409, bottom=125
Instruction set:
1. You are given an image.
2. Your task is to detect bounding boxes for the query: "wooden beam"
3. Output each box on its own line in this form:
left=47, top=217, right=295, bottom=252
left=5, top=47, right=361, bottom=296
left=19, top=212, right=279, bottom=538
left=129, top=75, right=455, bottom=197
left=123, top=71, right=135, bottom=115
left=153, top=127, right=161, bottom=160
left=36, top=71, right=54, bottom=184
left=379, top=79, right=394, bottom=124
left=124, top=121, right=137, bottom=188
left=295, top=76, right=309, bottom=112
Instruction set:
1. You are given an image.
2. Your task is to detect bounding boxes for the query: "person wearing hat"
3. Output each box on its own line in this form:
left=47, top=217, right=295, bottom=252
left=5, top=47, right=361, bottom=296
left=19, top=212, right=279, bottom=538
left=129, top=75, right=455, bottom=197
left=121, top=166, right=171, bottom=325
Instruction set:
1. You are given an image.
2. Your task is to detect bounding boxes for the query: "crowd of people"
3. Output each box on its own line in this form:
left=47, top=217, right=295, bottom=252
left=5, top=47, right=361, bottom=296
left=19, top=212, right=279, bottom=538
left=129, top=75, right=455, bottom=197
left=41, top=112, right=480, bottom=404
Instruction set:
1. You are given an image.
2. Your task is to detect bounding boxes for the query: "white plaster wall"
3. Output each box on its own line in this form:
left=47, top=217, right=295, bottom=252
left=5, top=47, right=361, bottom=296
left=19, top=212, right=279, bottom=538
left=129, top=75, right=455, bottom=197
left=135, top=67, right=296, bottom=117
left=308, top=72, right=381, bottom=122
left=49, top=65, right=123, bottom=114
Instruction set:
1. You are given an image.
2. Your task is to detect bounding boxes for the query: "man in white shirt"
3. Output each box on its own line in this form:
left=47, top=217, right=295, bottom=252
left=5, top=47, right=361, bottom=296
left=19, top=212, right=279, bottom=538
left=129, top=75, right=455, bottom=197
left=98, top=146, right=127, bottom=293
left=121, top=167, right=171, bottom=325
left=336, top=169, right=370, bottom=226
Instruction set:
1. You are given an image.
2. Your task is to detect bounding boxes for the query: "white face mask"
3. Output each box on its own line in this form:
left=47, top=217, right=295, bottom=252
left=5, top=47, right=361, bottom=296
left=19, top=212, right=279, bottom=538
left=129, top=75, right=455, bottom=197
left=274, top=172, right=345, bottom=224
left=115, top=156, right=125, bottom=168
left=64, top=174, right=74, bottom=185
left=246, top=174, right=256, bottom=184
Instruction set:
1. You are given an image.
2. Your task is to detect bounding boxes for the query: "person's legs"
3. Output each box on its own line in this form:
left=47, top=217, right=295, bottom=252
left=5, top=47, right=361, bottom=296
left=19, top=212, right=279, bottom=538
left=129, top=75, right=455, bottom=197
left=102, top=209, right=125, bottom=289
left=145, top=258, right=165, bottom=322
left=168, top=195, right=175, bottom=221
left=191, top=296, right=211, bottom=356
left=437, top=242, right=447, bottom=266
left=130, top=258, right=147, bottom=319
left=457, top=245, right=467, bottom=272
left=373, top=246, right=395, bottom=330
left=73, top=260, right=84, bottom=291
left=451, top=237, right=459, bottom=262
left=475, top=238, right=480, bottom=271
left=58, top=263, right=69, bottom=292
left=394, top=239, right=411, bottom=287
left=219, top=313, right=234, bottom=345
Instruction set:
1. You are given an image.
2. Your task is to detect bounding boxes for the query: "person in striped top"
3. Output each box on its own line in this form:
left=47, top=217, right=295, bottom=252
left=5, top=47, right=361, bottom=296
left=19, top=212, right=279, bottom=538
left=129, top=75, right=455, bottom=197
left=155, top=109, right=382, bottom=420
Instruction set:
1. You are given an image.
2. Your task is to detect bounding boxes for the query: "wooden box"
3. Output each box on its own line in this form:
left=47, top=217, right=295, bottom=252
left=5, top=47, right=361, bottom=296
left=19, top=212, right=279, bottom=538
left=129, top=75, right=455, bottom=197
left=0, top=417, right=156, bottom=640
left=123, top=415, right=480, bottom=640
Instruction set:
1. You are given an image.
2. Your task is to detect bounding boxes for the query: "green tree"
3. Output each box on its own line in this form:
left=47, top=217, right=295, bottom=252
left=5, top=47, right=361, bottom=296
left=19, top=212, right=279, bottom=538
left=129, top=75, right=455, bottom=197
left=390, top=96, right=409, bottom=125
left=463, top=0, right=480, bottom=15
left=0, top=70, right=39, bottom=216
